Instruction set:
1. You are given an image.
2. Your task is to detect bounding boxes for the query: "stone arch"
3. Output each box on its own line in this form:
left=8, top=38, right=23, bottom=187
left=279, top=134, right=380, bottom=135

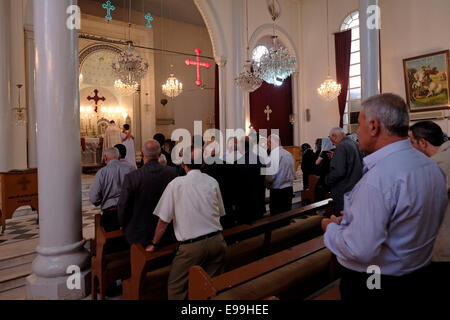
left=248, top=24, right=299, bottom=69
left=193, top=0, right=228, bottom=62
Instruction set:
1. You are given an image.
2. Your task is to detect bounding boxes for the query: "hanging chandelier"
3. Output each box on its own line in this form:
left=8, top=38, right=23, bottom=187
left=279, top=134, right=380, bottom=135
left=317, top=0, right=341, bottom=101
left=235, top=0, right=263, bottom=93
left=114, top=79, right=139, bottom=97
left=235, top=62, right=263, bottom=92
left=112, top=41, right=148, bottom=96
left=12, top=84, right=27, bottom=126
left=255, top=37, right=296, bottom=86
left=317, top=76, right=342, bottom=101
left=162, top=74, right=183, bottom=98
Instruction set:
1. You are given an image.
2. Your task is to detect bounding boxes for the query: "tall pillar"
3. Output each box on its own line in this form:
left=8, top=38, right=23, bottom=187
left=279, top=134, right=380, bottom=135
left=0, top=0, right=12, bottom=172
left=360, top=0, right=381, bottom=100
left=26, top=0, right=90, bottom=300
left=24, top=25, right=38, bottom=168
left=291, top=71, right=301, bottom=146
left=215, top=56, right=227, bottom=132
left=133, top=88, right=142, bottom=152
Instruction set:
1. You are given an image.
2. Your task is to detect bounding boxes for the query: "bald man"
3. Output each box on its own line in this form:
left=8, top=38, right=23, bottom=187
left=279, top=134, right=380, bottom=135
left=118, top=140, right=178, bottom=247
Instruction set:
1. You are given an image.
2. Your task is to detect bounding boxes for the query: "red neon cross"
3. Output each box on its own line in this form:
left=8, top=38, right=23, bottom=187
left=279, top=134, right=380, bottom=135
left=185, top=48, right=211, bottom=86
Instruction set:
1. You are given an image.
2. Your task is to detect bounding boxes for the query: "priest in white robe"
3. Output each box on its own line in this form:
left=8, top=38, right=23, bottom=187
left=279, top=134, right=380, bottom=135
left=102, top=121, right=122, bottom=161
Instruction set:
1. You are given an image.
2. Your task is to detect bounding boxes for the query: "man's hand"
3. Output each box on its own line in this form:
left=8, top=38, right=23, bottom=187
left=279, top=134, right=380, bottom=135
left=145, top=245, right=156, bottom=253
left=321, top=215, right=343, bottom=232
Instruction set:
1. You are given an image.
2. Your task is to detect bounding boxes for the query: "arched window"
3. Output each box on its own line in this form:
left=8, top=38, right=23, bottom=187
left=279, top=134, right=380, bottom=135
left=252, top=45, right=269, bottom=65
left=340, top=11, right=361, bottom=133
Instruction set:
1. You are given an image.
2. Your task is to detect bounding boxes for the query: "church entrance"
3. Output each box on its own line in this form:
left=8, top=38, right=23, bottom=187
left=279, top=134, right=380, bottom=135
left=250, top=76, right=294, bottom=146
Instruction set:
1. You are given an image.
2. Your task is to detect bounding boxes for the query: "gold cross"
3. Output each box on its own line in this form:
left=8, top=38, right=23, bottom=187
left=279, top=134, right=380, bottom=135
left=264, top=105, right=273, bottom=122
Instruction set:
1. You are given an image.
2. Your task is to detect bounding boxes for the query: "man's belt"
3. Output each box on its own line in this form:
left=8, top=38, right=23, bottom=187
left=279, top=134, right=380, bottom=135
left=180, top=231, right=221, bottom=245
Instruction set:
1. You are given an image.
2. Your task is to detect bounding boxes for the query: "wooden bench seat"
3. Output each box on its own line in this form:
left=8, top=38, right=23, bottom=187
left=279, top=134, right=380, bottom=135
left=123, top=199, right=334, bottom=300
left=189, top=236, right=335, bottom=300
left=91, top=214, right=130, bottom=300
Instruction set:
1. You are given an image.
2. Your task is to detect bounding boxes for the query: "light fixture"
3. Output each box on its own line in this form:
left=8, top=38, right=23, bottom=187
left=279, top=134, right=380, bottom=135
left=79, top=73, right=84, bottom=86
left=12, top=84, right=27, bottom=126
left=112, top=0, right=149, bottom=96
left=162, top=73, right=183, bottom=98
left=254, top=1, right=296, bottom=86
left=235, top=0, right=263, bottom=93
left=317, top=0, right=341, bottom=101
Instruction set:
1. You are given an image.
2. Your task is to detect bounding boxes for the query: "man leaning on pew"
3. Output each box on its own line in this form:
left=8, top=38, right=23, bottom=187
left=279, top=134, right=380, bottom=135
left=146, top=146, right=228, bottom=300
left=322, top=93, right=447, bottom=300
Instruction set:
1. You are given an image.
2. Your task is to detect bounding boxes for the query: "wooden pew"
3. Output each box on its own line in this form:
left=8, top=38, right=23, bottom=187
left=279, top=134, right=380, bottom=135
left=91, top=214, right=130, bottom=300
left=300, top=175, right=319, bottom=206
left=188, top=236, right=334, bottom=300
left=122, top=199, right=334, bottom=300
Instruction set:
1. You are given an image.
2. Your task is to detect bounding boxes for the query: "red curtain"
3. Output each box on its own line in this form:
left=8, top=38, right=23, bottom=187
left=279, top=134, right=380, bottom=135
left=334, top=30, right=352, bottom=128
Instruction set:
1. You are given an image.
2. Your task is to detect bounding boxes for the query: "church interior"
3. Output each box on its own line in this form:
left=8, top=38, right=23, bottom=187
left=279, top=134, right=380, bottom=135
left=0, top=0, right=449, bottom=302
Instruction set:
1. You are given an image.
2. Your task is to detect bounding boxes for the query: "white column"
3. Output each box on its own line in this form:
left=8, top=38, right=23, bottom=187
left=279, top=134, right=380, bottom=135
left=26, top=0, right=90, bottom=300
left=0, top=0, right=12, bottom=172
left=133, top=88, right=142, bottom=152
left=360, top=0, right=381, bottom=100
left=215, top=56, right=227, bottom=132
left=291, top=71, right=301, bottom=146
left=24, top=25, right=37, bottom=168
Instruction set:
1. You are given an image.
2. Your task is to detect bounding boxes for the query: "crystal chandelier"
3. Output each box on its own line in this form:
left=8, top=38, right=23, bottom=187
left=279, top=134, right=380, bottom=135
left=162, top=74, right=183, bottom=98
left=317, top=76, right=342, bottom=101
left=255, top=37, right=296, bottom=85
left=235, top=0, right=263, bottom=93
left=114, top=79, right=139, bottom=97
left=112, top=41, right=148, bottom=96
left=12, top=84, right=27, bottom=126
left=235, top=62, right=263, bottom=93
left=317, top=0, right=341, bottom=101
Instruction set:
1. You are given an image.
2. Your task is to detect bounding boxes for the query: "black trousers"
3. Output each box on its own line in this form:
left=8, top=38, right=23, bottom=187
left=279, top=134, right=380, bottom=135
left=339, top=263, right=433, bottom=301
left=270, top=187, right=294, bottom=216
left=100, top=207, right=128, bottom=253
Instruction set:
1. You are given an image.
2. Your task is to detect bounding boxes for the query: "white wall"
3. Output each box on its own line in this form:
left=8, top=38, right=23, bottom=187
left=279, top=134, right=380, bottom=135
left=380, top=0, right=450, bottom=134
left=152, top=16, right=215, bottom=138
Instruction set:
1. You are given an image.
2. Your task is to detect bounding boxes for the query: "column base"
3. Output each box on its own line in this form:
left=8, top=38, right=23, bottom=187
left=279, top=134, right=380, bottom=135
left=26, top=269, right=91, bottom=300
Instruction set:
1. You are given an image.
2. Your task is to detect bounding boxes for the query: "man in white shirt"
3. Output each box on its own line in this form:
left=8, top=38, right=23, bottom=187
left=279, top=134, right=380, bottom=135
left=146, top=147, right=227, bottom=300
left=266, top=134, right=295, bottom=216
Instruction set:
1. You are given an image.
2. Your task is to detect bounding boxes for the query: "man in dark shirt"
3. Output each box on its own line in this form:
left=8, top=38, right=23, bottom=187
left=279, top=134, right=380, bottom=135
left=154, top=133, right=174, bottom=167
left=118, top=139, right=178, bottom=247
left=326, top=127, right=363, bottom=214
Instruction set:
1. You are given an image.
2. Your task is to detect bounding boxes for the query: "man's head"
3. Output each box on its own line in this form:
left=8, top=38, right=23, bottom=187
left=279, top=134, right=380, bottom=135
left=301, top=143, right=312, bottom=153
left=409, top=121, right=445, bottom=157
left=142, top=139, right=161, bottom=163
left=329, top=127, right=346, bottom=146
left=153, top=134, right=166, bottom=150
left=114, top=144, right=127, bottom=160
left=123, top=124, right=130, bottom=131
left=357, top=93, right=410, bottom=154
left=267, top=134, right=281, bottom=151
left=110, top=120, right=116, bottom=125
left=104, top=147, right=120, bottom=163
left=182, top=147, right=204, bottom=172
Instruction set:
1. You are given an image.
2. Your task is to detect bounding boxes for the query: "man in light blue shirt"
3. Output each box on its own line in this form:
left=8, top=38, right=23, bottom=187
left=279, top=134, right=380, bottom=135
left=322, top=93, right=448, bottom=300
left=266, top=134, right=295, bottom=216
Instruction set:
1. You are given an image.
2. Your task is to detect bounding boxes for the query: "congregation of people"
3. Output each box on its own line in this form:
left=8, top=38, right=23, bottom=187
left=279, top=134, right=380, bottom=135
left=89, top=93, right=449, bottom=300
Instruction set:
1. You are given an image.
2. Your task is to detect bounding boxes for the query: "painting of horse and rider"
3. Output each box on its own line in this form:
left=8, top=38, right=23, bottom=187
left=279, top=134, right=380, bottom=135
left=403, top=50, right=450, bottom=112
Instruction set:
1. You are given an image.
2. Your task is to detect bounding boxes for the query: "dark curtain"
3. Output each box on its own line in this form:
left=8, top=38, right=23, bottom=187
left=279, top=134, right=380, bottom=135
left=215, top=64, right=220, bottom=130
left=334, top=30, right=352, bottom=128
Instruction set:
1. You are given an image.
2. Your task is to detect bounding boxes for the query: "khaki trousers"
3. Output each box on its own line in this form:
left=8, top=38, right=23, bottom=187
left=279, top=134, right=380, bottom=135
left=168, top=233, right=227, bottom=300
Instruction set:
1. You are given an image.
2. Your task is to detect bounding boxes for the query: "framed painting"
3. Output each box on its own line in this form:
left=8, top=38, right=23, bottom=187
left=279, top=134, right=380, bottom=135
left=403, top=50, right=450, bottom=112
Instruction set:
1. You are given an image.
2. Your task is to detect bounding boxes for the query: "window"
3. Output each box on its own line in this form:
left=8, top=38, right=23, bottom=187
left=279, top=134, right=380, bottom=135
left=341, top=11, right=361, bottom=133
left=252, top=45, right=269, bottom=65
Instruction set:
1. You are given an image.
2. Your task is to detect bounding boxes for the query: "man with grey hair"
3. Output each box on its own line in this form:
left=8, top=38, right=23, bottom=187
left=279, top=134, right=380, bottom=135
left=90, top=147, right=135, bottom=231
left=326, top=127, right=363, bottom=214
left=118, top=140, right=178, bottom=247
left=322, top=93, right=448, bottom=300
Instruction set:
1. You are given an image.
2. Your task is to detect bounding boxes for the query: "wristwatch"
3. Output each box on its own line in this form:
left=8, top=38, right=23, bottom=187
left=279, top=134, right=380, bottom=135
left=151, top=240, right=160, bottom=247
